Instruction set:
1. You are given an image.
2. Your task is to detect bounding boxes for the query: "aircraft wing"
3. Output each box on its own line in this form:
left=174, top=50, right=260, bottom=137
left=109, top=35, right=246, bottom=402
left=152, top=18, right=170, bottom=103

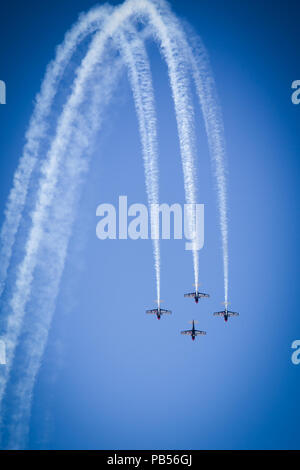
left=198, top=292, right=209, bottom=298
left=213, top=311, right=225, bottom=316
left=181, top=330, right=193, bottom=335
left=228, top=311, right=239, bottom=317
left=184, top=292, right=196, bottom=298
left=195, top=330, right=206, bottom=336
left=160, top=309, right=172, bottom=314
left=146, top=309, right=158, bottom=314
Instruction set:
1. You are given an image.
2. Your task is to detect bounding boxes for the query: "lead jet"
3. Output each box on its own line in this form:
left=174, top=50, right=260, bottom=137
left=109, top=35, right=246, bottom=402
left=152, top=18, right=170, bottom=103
left=146, top=300, right=172, bottom=320
left=213, top=302, right=239, bottom=322
left=181, top=320, right=206, bottom=341
left=184, top=284, right=209, bottom=303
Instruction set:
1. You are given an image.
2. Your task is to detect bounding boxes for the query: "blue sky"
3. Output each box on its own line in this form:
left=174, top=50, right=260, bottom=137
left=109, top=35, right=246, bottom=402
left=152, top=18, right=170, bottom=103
left=0, top=0, right=299, bottom=450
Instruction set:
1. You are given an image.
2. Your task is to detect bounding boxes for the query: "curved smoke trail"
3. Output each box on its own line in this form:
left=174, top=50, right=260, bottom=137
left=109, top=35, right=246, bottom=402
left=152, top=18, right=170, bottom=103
left=0, top=3, right=115, bottom=426
left=3, top=56, right=125, bottom=448
left=0, top=0, right=229, bottom=448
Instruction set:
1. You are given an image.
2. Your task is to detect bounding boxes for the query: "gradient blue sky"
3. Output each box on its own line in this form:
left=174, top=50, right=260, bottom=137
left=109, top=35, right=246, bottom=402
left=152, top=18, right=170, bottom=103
left=0, top=0, right=299, bottom=450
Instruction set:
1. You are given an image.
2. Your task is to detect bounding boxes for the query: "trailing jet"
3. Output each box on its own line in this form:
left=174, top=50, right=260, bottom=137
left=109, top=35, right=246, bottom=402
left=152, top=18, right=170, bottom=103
left=184, top=284, right=209, bottom=303
left=146, top=300, right=171, bottom=320
left=181, top=320, right=206, bottom=341
left=213, top=302, right=239, bottom=322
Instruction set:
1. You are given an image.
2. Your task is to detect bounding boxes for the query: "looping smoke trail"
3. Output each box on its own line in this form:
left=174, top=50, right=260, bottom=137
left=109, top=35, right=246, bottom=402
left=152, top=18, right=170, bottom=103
left=0, top=0, right=229, bottom=448
left=2, top=54, right=125, bottom=450
left=0, top=10, right=122, bottom=439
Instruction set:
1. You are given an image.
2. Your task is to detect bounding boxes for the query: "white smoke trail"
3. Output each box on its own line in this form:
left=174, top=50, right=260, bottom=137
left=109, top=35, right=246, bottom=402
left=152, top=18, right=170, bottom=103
left=3, top=55, right=125, bottom=449
left=165, top=19, right=229, bottom=303
left=115, top=28, right=160, bottom=300
left=0, top=18, right=126, bottom=416
left=1, top=0, right=217, bottom=447
left=0, top=5, right=112, bottom=299
left=147, top=0, right=200, bottom=288
left=188, top=36, right=229, bottom=304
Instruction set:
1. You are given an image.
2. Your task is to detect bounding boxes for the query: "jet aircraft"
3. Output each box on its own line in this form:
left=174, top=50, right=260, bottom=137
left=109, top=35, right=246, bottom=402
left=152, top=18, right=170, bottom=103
left=184, top=283, right=209, bottom=303
left=181, top=320, right=206, bottom=341
left=213, top=302, right=239, bottom=322
left=146, top=300, right=172, bottom=320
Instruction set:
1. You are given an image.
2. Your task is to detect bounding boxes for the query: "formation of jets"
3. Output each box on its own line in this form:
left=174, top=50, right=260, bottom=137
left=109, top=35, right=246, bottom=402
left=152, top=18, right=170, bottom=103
left=146, top=284, right=239, bottom=342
